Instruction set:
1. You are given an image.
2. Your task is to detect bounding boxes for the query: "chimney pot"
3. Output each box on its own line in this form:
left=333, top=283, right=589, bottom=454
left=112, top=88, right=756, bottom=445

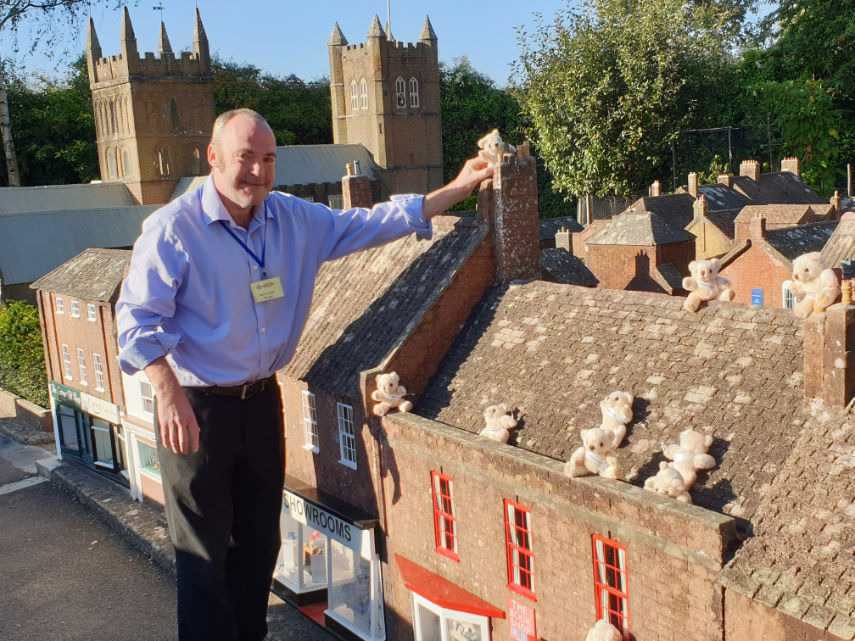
left=740, top=159, right=761, bottom=181
left=688, top=172, right=698, bottom=198
left=717, top=174, right=733, bottom=188
left=781, top=156, right=800, bottom=177
left=649, top=180, right=661, bottom=197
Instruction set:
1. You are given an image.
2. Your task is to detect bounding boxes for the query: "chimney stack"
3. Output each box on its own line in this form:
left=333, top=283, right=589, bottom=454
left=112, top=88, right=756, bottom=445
left=717, top=174, right=734, bottom=188
left=649, top=180, right=661, bottom=197
left=555, top=227, right=571, bottom=253
left=693, top=195, right=707, bottom=220
left=804, top=300, right=855, bottom=410
left=342, top=163, right=373, bottom=209
left=740, top=159, right=761, bottom=182
left=688, top=172, right=698, bottom=198
left=781, top=157, right=800, bottom=177
left=831, top=191, right=842, bottom=217
left=749, top=212, right=766, bottom=242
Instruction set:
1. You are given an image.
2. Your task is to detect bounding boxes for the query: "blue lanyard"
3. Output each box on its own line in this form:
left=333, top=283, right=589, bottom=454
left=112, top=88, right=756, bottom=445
left=219, top=218, right=267, bottom=277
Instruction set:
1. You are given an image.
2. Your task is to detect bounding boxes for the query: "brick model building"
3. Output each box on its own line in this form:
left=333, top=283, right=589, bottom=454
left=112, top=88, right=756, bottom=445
left=86, top=8, right=215, bottom=205
left=328, top=16, right=443, bottom=198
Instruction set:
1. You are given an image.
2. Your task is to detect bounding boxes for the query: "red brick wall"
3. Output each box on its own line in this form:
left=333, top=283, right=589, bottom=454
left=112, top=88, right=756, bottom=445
left=658, top=239, right=694, bottom=276
left=342, top=174, right=373, bottom=209
left=719, top=244, right=791, bottom=308
left=574, top=219, right=608, bottom=257
left=491, top=155, right=540, bottom=282
left=725, top=588, right=848, bottom=641
left=585, top=243, right=693, bottom=292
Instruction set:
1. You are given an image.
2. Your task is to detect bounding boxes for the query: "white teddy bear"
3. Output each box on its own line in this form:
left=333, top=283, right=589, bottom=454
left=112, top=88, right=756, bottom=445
left=565, top=427, right=622, bottom=479
left=682, top=258, right=735, bottom=312
left=371, top=372, right=412, bottom=417
left=477, top=129, right=515, bottom=167
left=600, top=391, right=633, bottom=447
left=644, top=461, right=692, bottom=503
left=479, top=404, right=518, bottom=443
left=789, top=252, right=840, bottom=318
left=662, top=429, right=716, bottom=490
left=585, top=619, right=623, bottom=641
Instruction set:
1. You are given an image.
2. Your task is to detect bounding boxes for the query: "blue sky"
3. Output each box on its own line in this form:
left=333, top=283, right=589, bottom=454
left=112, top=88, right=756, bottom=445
left=6, top=0, right=573, bottom=86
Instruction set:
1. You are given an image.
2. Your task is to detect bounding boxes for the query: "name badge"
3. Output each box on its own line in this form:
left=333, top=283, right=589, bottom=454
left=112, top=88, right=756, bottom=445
left=250, top=277, right=284, bottom=303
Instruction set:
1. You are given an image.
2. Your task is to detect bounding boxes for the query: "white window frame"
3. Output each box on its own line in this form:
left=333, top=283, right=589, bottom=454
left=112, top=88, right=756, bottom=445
left=409, top=77, right=419, bottom=108
left=395, top=77, right=406, bottom=108
left=55, top=297, right=64, bottom=314
left=77, top=348, right=87, bottom=386
left=337, top=402, right=357, bottom=469
left=87, top=303, right=97, bottom=322
left=350, top=80, right=358, bottom=111
left=61, top=344, right=72, bottom=380
left=411, top=592, right=489, bottom=641
left=93, top=353, right=105, bottom=392
left=302, top=390, right=319, bottom=453
left=140, top=380, right=155, bottom=415
left=359, top=78, right=368, bottom=109
left=70, top=299, right=80, bottom=318
left=782, top=280, right=796, bottom=310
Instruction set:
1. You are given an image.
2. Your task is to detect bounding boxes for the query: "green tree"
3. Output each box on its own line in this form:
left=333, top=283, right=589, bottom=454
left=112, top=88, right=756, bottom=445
left=0, top=300, right=47, bottom=408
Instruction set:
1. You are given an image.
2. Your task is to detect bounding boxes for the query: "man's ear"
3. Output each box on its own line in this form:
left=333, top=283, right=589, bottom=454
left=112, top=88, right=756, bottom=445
left=207, top=143, right=217, bottom=170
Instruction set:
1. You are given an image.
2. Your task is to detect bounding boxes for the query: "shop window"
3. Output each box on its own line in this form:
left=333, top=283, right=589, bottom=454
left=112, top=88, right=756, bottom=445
left=55, top=297, right=64, bottom=314
left=396, top=77, right=406, bottom=108
left=350, top=80, right=358, bottom=111
left=412, top=593, right=489, bottom=641
left=71, top=299, right=80, bottom=318
left=58, top=404, right=81, bottom=453
left=61, top=344, right=72, bottom=380
left=409, top=77, right=419, bottom=108
left=77, top=348, right=88, bottom=386
left=337, top=402, right=357, bottom=468
left=302, top=390, right=318, bottom=452
left=592, top=535, right=630, bottom=639
left=782, top=280, right=795, bottom=310
left=93, top=353, right=105, bottom=392
left=504, top=500, right=535, bottom=600
left=359, top=78, right=368, bottom=109
left=138, top=440, right=161, bottom=480
left=91, top=417, right=116, bottom=470
left=87, top=303, right=97, bottom=322
left=328, top=537, right=374, bottom=637
left=140, top=380, right=155, bottom=415
left=431, top=471, right=458, bottom=560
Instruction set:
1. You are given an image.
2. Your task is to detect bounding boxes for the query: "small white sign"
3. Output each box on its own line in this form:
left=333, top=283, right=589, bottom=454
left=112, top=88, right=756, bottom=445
left=81, top=392, right=120, bottom=424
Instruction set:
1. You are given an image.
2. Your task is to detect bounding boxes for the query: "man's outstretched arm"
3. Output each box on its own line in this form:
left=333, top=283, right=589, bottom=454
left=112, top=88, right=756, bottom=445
left=423, top=157, right=494, bottom=220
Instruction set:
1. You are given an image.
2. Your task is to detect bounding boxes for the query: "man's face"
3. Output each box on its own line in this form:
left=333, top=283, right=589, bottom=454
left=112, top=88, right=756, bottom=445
left=208, top=115, right=276, bottom=217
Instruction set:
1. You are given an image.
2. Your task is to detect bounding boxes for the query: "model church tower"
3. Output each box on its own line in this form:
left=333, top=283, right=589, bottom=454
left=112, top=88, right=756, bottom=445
left=329, top=16, right=443, bottom=196
left=86, top=8, right=215, bottom=205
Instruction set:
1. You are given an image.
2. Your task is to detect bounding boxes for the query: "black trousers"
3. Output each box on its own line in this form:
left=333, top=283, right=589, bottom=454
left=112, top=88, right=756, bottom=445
left=156, top=384, right=285, bottom=641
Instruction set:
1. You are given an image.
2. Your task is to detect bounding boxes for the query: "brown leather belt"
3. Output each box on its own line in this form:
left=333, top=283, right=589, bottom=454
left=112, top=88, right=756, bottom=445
left=200, top=375, right=277, bottom=400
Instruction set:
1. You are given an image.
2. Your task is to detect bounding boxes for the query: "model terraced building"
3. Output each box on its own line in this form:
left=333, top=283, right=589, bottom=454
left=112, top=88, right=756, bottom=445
left=329, top=16, right=443, bottom=197
left=86, top=8, right=214, bottom=205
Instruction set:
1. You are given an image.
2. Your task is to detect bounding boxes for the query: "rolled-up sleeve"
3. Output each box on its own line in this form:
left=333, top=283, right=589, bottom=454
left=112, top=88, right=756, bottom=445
left=116, top=219, right=188, bottom=375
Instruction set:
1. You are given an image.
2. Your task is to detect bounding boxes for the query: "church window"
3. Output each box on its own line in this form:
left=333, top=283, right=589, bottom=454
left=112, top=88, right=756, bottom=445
left=123, top=96, right=131, bottom=133
left=350, top=80, right=358, bottom=111
left=109, top=100, right=118, bottom=135
left=157, top=148, right=171, bottom=177
left=170, top=98, right=180, bottom=132
left=122, top=148, right=131, bottom=177
left=359, top=78, right=368, bottom=109
left=191, top=147, right=203, bottom=175
left=395, top=77, right=406, bottom=108
left=107, top=148, right=117, bottom=178
left=409, top=78, right=419, bottom=108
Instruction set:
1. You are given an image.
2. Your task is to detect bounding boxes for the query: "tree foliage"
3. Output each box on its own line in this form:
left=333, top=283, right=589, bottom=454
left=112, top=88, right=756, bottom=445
left=0, top=299, right=47, bottom=408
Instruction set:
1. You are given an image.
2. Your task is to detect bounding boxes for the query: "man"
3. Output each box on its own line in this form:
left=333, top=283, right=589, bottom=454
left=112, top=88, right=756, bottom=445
left=116, top=108, right=492, bottom=641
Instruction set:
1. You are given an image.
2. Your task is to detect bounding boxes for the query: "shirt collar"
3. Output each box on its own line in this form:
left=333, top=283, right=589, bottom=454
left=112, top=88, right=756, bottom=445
left=199, top=174, right=272, bottom=230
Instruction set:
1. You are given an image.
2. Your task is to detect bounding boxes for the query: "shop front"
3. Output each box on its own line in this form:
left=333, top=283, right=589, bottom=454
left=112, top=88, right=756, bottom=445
left=275, top=478, right=385, bottom=641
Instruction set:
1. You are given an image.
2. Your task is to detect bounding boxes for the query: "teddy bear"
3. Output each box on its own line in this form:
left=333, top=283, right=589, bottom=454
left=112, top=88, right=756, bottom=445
left=565, top=427, right=622, bottom=479
left=371, top=372, right=412, bottom=416
left=585, top=619, right=623, bottom=641
left=600, top=391, right=633, bottom=447
left=479, top=403, right=518, bottom=443
left=789, top=252, right=840, bottom=319
left=644, top=461, right=692, bottom=503
left=477, top=129, right=515, bottom=167
left=682, top=258, right=735, bottom=312
left=662, top=429, right=716, bottom=490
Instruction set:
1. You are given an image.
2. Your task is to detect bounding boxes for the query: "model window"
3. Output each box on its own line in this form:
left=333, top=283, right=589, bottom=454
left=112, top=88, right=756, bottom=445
left=77, top=348, right=87, bottom=386
left=504, top=500, right=535, bottom=599
left=592, top=535, right=630, bottom=639
left=409, top=77, right=419, bottom=108
left=93, top=353, right=105, bottom=392
left=396, top=77, right=406, bottom=108
left=61, top=344, right=72, bottom=380
left=337, top=402, right=357, bottom=468
left=350, top=80, right=358, bottom=111
left=782, top=280, right=795, bottom=310
left=431, top=471, right=458, bottom=560
left=108, top=148, right=118, bottom=178
left=70, top=299, right=80, bottom=318
left=302, top=390, right=319, bottom=453
left=91, top=417, right=116, bottom=469
left=87, top=303, right=97, bottom=322
left=140, top=380, right=155, bottom=414
left=138, top=440, right=161, bottom=479
left=157, top=148, right=171, bottom=177
left=122, top=148, right=131, bottom=177
left=55, top=297, right=64, bottom=314
left=359, top=78, right=368, bottom=109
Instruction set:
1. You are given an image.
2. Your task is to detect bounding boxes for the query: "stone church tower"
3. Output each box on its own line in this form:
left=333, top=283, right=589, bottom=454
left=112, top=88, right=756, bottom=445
left=329, top=16, right=443, bottom=196
left=86, top=8, right=215, bottom=205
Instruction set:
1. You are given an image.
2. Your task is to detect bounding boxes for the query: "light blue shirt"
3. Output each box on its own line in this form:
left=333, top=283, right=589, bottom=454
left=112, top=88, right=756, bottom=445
left=116, top=175, right=431, bottom=386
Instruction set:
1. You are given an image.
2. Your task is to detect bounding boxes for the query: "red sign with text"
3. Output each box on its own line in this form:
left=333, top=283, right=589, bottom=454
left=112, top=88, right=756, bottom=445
left=507, top=597, right=537, bottom=641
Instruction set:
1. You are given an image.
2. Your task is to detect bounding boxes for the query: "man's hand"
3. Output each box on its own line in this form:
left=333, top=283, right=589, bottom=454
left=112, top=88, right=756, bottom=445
left=145, top=358, right=200, bottom=455
left=423, top=157, right=494, bottom=219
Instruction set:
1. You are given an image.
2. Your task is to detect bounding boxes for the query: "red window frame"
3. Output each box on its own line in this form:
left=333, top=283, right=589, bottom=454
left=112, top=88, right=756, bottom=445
left=430, top=471, right=458, bottom=561
left=592, top=535, right=630, bottom=640
left=504, top=499, right=535, bottom=600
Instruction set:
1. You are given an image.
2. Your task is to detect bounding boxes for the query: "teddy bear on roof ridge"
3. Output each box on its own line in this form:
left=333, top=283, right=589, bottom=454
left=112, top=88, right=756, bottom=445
left=479, top=403, right=518, bottom=443
left=789, top=252, right=840, bottom=319
left=682, top=258, right=735, bottom=313
left=600, top=391, right=633, bottom=448
left=565, top=427, right=622, bottom=480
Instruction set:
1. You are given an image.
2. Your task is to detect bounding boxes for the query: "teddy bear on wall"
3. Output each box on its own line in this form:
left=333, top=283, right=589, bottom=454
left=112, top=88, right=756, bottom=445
left=682, top=258, right=735, bottom=312
left=371, top=372, right=412, bottom=416
left=585, top=619, right=623, bottom=641
left=662, top=429, right=716, bottom=490
left=644, top=461, right=692, bottom=503
left=600, top=391, right=633, bottom=447
left=565, top=427, right=622, bottom=479
left=479, top=403, right=518, bottom=443
left=789, top=252, right=840, bottom=319
left=477, top=129, right=515, bottom=167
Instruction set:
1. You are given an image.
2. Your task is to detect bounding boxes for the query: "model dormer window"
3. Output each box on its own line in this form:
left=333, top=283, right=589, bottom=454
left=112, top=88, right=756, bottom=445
left=359, top=78, right=368, bottom=109
left=350, top=80, right=358, bottom=111
left=70, top=300, right=80, bottom=318
left=395, top=77, right=406, bottom=108
left=409, top=77, right=419, bottom=108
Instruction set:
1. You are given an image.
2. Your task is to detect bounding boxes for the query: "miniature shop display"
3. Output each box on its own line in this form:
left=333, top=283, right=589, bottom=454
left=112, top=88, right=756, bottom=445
left=371, top=371, right=413, bottom=416
left=585, top=619, right=623, bottom=641
left=644, top=461, right=692, bottom=503
left=479, top=403, right=518, bottom=443
left=682, top=258, right=735, bottom=312
left=662, top=429, right=716, bottom=490
left=789, top=251, right=841, bottom=318
left=600, top=391, right=633, bottom=447
left=477, top=129, right=516, bottom=167
left=565, top=427, right=622, bottom=479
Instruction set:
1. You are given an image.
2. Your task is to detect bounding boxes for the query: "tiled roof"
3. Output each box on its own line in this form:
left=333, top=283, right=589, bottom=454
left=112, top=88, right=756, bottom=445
left=30, top=248, right=131, bottom=302
left=630, top=193, right=696, bottom=228
left=587, top=210, right=691, bottom=245
left=539, top=216, right=583, bottom=241
left=540, top=249, right=598, bottom=287
left=735, top=204, right=815, bottom=225
left=764, top=221, right=837, bottom=261
left=698, top=184, right=752, bottom=211
left=705, top=209, right=740, bottom=239
left=280, top=216, right=488, bottom=397
left=821, top=219, right=855, bottom=269
left=733, top=172, right=825, bottom=205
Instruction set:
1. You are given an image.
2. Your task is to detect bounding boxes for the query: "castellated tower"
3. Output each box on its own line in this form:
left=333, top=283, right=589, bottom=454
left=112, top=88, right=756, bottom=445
left=329, top=16, right=443, bottom=197
left=86, top=8, right=215, bottom=205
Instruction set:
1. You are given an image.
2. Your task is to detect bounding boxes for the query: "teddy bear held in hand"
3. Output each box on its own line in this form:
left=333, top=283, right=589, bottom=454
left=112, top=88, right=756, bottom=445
left=682, top=258, right=735, bottom=312
left=600, top=391, right=633, bottom=447
left=479, top=403, right=518, bottom=443
left=565, top=427, right=622, bottom=479
left=371, top=372, right=412, bottom=416
left=477, top=129, right=515, bottom=168
left=789, top=252, right=840, bottom=319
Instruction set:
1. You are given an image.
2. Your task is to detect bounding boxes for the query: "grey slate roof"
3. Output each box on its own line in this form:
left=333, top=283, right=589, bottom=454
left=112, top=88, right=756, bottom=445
left=274, top=144, right=378, bottom=187
left=821, top=219, right=855, bottom=269
left=538, top=216, right=583, bottom=242
left=30, top=248, right=131, bottom=302
left=630, top=193, right=696, bottom=228
left=704, top=208, right=740, bottom=239
left=0, top=182, right=134, bottom=213
left=764, top=220, right=837, bottom=261
left=0, top=206, right=156, bottom=286
left=586, top=210, right=691, bottom=245
left=733, top=172, right=825, bottom=205
left=280, top=216, right=488, bottom=397
left=697, top=183, right=752, bottom=211
left=540, top=249, right=598, bottom=286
